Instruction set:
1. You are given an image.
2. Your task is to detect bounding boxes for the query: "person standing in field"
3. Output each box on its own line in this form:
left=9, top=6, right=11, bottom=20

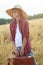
left=6, top=5, right=38, bottom=65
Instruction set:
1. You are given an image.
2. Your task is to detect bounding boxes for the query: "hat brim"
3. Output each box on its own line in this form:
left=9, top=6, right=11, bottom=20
left=6, top=8, right=27, bottom=18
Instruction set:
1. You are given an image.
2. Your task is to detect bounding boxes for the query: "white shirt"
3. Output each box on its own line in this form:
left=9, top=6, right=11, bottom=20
left=15, top=22, right=22, bottom=47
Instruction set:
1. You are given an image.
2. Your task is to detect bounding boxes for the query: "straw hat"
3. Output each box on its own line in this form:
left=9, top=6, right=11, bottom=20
left=6, top=5, right=28, bottom=18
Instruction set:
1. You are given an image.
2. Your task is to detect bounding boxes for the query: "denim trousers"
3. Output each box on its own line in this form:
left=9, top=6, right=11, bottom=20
left=17, top=46, right=38, bottom=65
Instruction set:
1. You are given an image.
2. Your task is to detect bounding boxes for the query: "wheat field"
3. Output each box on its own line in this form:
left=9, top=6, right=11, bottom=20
left=0, top=18, right=43, bottom=65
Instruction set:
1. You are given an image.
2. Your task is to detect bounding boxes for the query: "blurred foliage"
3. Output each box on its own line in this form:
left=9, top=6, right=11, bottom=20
left=0, top=19, right=12, bottom=25
left=27, top=13, right=43, bottom=20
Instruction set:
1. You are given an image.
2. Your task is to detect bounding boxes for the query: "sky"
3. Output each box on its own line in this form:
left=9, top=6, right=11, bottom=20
left=0, top=0, right=43, bottom=19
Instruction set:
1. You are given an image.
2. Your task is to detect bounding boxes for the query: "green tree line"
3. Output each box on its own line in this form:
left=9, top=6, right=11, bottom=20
left=0, top=19, right=12, bottom=25
left=27, top=13, right=43, bottom=20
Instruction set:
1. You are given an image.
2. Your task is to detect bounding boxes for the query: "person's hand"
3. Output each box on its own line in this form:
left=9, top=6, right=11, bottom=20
left=14, top=49, right=19, bottom=56
left=20, top=48, right=24, bottom=56
left=12, top=48, right=19, bottom=56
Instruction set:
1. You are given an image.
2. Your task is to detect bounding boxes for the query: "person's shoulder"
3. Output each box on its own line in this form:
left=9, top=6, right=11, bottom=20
left=23, top=18, right=29, bottom=24
left=20, top=18, right=28, bottom=23
left=10, top=19, right=15, bottom=25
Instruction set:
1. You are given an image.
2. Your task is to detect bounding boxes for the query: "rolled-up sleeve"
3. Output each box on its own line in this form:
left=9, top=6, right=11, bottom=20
left=24, top=21, right=30, bottom=40
left=9, top=32, right=14, bottom=41
left=9, top=22, right=14, bottom=42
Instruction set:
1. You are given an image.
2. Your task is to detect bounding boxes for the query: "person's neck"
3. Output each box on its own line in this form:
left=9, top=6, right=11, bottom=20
left=16, top=18, right=20, bottom=24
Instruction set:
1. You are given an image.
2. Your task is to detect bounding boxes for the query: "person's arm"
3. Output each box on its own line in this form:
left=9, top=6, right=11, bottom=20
left=12, top=41, right=17, bottom=50
left=20, top=21, right=29, bottom=56
left=10, top=33, right=19, bottom=56
left=9, top=22, right=19, bottom=56
left=9, top=22, right=17, bottom=49
left=9, top=33, right=17, bottom=50
left=21, top=21, right=29, bottom=50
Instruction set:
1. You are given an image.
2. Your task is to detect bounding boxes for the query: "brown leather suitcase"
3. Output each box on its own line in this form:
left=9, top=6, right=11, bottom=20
left=7, top=56, right=34, bottom=65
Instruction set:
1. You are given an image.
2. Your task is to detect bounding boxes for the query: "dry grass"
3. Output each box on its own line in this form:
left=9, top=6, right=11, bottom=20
left=29, top=18, right=43, bottom=65
left=0, top=18, right=43, bottom=65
